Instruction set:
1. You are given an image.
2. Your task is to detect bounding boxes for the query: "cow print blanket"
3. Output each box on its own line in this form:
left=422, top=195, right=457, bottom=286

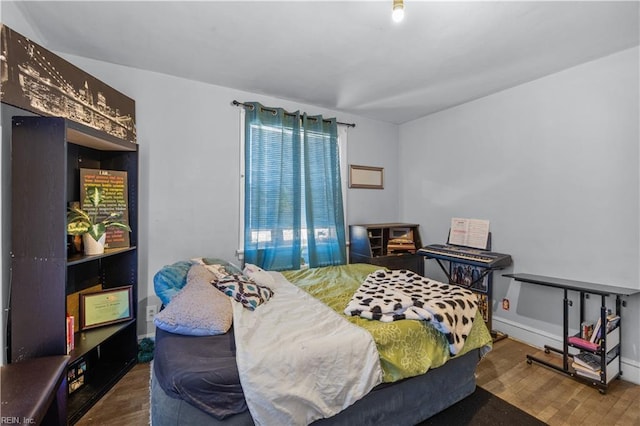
left=344, top=269, right=478, bottom=355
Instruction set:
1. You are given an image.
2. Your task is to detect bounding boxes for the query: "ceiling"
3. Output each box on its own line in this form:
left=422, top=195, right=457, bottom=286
left=8, top=1, right=640, bottom=124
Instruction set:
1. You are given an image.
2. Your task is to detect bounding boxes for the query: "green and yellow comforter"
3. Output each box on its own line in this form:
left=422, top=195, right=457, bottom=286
left=283, top=263, right=493, bottom=383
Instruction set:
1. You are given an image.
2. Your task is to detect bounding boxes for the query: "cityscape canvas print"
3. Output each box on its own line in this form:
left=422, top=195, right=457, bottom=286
left=0, top=24, right=137, bottom=143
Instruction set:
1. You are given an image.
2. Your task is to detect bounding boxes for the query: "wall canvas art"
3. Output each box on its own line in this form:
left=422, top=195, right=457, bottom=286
left=1, top=24, right=137, bottom=143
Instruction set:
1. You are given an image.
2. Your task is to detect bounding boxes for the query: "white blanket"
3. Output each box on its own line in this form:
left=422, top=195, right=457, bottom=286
left=233, top=270, right=382, bottom=426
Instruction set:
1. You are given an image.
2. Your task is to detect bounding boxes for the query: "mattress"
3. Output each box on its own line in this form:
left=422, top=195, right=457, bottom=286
left=152, top=344, right=484, bottom=425
left=153, top=328, right=246, bottom=419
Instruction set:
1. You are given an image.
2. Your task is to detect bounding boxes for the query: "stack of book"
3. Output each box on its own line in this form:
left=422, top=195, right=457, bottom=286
left=572, top=352, right=602, bottom=381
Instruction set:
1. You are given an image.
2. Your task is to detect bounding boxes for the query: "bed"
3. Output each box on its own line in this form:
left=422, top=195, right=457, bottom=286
left=150, top=260, right=492, bottom=426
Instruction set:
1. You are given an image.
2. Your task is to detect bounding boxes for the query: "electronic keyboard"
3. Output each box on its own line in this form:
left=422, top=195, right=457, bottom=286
left=417, top=244, right=512, bottom=269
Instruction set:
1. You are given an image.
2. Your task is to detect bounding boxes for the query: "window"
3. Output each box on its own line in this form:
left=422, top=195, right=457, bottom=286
left=242, top=102, right=347, bottom=271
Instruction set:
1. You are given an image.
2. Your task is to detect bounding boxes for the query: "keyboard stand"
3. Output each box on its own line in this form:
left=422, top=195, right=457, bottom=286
left=431, top=258, right=494, bottom=288
left=419, top=233, right=512, bottom=342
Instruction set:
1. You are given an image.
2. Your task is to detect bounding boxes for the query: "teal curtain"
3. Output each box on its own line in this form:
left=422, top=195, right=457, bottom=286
left=244, top=102, right=347, bottom=270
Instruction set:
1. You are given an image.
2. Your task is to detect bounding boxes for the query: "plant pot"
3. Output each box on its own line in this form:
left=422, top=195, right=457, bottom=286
left=83, top=234, right=106, bottom=255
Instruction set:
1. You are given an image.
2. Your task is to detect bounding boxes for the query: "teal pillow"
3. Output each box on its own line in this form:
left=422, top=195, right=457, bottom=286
left=153, top=258, right=243, bottom=306
left=153, top=261, right=192, bottom=306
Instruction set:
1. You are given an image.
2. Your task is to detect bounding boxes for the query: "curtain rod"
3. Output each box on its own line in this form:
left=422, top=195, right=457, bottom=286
left=232, top=100, right=356, bottom=128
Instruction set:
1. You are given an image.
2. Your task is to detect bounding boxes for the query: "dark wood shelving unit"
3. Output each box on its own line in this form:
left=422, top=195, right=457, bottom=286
left=10, top=116, right=139, bottom=423
left=349, top=223, right=424, bottom=275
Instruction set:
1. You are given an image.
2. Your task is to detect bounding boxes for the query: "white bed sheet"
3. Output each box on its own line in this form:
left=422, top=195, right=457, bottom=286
left=232, top=270, right=382, bottom=426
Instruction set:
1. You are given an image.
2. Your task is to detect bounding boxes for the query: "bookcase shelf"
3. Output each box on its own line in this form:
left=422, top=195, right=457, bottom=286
left=349, top=223, right=423, bottom=275
left=69, top=320, right=136, bottom=363
left=67, top=246, right=137, bottom=266
left=10, top=116, right=139, bottom=423
left=504, top=273, right=638, bottom=394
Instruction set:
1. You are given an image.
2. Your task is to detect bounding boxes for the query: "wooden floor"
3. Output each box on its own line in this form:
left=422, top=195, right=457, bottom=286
left=76, top=338, right=640, bottom=425
left=476, top=338, right=640, bottom=425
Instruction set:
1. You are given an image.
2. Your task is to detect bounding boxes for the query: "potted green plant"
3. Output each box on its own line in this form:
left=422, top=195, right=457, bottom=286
left=67, top=186, right=132, bottom=255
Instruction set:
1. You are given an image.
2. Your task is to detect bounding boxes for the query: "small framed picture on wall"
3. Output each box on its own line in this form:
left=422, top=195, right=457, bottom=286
left=349, top=165, right=384, bottom=189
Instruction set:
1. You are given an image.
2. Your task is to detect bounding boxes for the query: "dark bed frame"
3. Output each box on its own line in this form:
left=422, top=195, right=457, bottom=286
left=150, top=347, right=483, bottom=426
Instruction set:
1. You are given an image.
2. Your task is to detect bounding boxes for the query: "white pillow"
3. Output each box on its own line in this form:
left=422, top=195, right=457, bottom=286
left=191, top=257, right=243, bottom=279
left=243, top=263, right=276, bottom=286
left=154, top=264, right=232, bottom=336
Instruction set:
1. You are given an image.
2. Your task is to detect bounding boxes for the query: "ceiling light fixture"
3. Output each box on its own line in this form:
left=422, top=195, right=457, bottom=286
left=392, top=0, right=405, bottom=23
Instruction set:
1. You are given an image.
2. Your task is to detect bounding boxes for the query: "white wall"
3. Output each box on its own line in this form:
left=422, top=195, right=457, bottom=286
left=399, top=47, right=640, bottom=383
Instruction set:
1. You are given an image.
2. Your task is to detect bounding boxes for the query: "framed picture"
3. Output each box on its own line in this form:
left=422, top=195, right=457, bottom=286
left=80, top=286, right=133, bottom=330
left=66, top=283, right=103, bottom=333
left=349, top=165, right=384, bottom=189
left=0, top=25, right=137, bottom=143
left=68, top=358, right=87, bottom=394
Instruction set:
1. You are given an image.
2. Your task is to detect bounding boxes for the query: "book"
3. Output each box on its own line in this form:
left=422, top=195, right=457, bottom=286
left=590, top=317, right=602, bottom=343
left=573, top=352, right=601, bottom=371
left=606, top=315, right=620, bottom=333
left=568, top=336, right=599, bottom=351
left=66, top=314, right=75, bottom=354
left=572, top=365, right=600, bottom=381
left=591, top=314, right=620, bottom=344
left=572, top=361, right=600, bottom=373
left=448, top=218, right=490, bottom=249
left=581, top=322, right=594, bottom=340
left=573, top=363, right=601, bottom=381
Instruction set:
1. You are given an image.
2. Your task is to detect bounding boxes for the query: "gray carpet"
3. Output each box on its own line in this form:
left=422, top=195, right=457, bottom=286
left=418, top=386, right=548, bottom=426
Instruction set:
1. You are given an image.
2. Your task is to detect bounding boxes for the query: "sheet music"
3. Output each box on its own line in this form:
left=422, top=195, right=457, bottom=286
left=448, top=218, right=490, bottom=249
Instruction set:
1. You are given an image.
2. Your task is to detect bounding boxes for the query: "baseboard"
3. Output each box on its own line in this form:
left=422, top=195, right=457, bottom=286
left=138, top=333, right=155, bottom=340
left=493, top=316, right=640, bottom=385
